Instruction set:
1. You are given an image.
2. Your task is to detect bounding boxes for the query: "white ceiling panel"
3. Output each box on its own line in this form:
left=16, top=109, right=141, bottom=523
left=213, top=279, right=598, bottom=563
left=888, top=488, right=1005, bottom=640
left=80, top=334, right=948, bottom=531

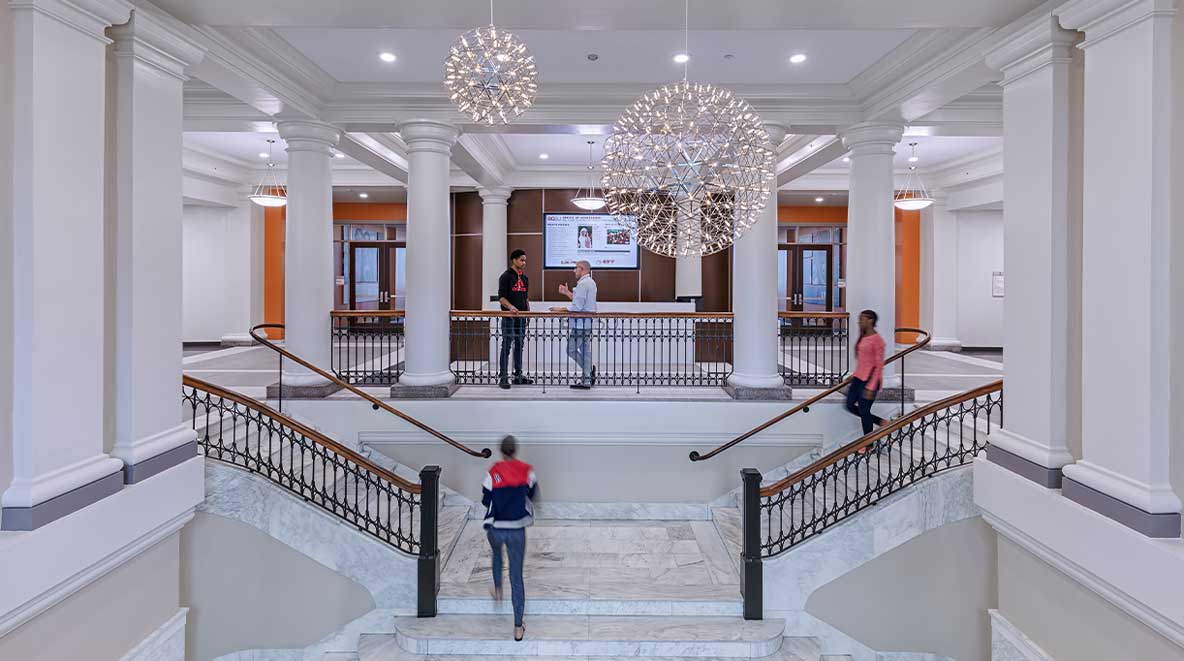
left=275, top=28, right=915, bottom=85
left=824, top=135, right=1001, bottom=170
left=498, top=134, right=608, bottom=167
left=183, top=131, right=355, bottom=165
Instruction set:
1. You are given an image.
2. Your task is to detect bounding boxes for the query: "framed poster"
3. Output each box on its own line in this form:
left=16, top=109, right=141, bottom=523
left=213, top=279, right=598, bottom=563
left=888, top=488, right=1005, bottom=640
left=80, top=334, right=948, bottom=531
left=991, top=271, right=1004, bottom=298
left=543, top=213, right=640, bottom=270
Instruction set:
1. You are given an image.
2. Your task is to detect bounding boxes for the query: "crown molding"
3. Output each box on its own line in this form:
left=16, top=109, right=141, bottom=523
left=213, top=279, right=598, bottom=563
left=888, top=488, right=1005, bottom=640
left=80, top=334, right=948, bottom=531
left=187, top=25, right=323, bottom=118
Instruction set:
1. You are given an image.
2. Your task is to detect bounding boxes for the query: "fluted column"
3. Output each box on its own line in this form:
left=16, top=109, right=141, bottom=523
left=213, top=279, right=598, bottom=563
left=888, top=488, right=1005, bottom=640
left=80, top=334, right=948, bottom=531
left=839, top=122, right=904, bottom=386
left=919, top=195, right=961, bottom=352
left=1059, top=0, right=1181, bottom=536
left=275, top=120, right=340, bottom=392
left=728, top=124, right=788, bottom=398
left=478, top=186, right=510, bottom=311
left=106, top=11, right=205, bottom=482
left=399, top=120, right=460, bottom=392
left=2, top=0, right=133, bottom=529
left=982, top=16, right=1081, bottom=487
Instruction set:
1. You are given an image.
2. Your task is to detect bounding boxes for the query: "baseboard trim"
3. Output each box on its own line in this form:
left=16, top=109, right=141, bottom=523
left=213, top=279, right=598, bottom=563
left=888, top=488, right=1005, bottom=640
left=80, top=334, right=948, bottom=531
left=1063, top=476, right=1181, bottom=538
left=124, top=441, right=199, bottom=484
left=1, top=470, right=124, bottom=531
left=986, top=445, right=1062, bottom=488
left=989, top=610, right=1053, bottom=661
left=121, top=607, right=188, bottom=661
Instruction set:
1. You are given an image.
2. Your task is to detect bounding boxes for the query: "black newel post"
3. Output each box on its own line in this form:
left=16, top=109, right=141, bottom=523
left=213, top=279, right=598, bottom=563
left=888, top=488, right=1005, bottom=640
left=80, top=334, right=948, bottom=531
left=741, top=467, right=763, bottom=620
left=417, top=465, right=441, bottom=617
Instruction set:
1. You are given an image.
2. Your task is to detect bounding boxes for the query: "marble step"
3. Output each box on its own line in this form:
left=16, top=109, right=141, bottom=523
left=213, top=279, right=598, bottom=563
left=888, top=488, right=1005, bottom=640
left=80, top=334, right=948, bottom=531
left=370, top=615, right=786, bottom=658
left=358, top=639, right=821, bottom=661
left=436, top=595, right=742, bottom=618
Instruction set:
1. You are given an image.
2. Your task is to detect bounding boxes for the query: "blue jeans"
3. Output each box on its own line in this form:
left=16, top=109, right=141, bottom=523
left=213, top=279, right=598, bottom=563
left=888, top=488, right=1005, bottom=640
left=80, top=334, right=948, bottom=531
left=487, top=527, right=526, bottom=626
left=846, top=377, right=884, bottom=435
left=566, top=327, right=593, bottom=384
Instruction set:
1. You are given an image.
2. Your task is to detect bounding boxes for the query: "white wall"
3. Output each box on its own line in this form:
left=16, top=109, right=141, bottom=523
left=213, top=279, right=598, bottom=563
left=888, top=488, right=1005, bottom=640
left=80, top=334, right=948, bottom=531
left=956, top=209, right=1004, bottom=347
left=182, top=206, right=228, bottom=343
left=0, top=0, right=14, bottom=499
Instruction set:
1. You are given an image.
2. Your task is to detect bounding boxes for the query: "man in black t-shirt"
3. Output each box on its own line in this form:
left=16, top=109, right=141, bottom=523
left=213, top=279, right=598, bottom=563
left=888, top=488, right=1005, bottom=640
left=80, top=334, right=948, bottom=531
left=497, top=249, right=534, bottom=389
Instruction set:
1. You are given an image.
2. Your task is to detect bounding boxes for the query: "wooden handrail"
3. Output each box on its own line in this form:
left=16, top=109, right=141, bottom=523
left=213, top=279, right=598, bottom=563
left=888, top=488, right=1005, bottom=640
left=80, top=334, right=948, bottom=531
left=776, top=311, right=849, bottom=319
left=688, top=327, right=932, bottom=462
left=330, top=309, right=850, bottom=320
left=250, top=323, right=492, bottom=459
left=183, top=373, right=422, bottom=493
left=759, top=378, right=1002, bottom=497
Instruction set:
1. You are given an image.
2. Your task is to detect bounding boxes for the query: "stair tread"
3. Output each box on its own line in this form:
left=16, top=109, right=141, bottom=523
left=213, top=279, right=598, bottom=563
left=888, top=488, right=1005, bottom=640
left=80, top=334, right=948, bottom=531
left=391, top=614, right=784, bottom=643
left=361, top=635, right=819, bottom=661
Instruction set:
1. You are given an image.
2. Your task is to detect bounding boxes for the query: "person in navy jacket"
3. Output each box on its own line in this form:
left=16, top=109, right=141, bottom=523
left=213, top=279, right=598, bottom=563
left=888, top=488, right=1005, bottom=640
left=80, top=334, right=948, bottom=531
left=482, top=435, right=537, bottom=641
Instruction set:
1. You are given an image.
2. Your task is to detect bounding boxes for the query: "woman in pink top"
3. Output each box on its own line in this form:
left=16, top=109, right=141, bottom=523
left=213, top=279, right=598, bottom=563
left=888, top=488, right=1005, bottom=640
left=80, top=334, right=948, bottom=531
left=846, top=309, right=886, bottom=435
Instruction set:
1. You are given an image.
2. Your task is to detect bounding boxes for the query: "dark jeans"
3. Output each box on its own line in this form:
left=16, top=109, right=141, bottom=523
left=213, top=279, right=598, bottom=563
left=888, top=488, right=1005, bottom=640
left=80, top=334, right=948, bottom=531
left=487, top=527, right=527, bottom=626
left=499, top=317, right=527, bottom=379
left=846, top=377, right=884, bottom=435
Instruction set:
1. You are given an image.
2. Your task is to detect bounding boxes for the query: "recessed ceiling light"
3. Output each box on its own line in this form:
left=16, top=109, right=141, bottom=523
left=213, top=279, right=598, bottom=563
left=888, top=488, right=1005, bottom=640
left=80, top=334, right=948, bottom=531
left=379, top=52, right=396, bottom=63
left=673, top=52, right=691, bottom=64
left=842, top=156, right=851, bottom=163
left=789, top=53, right=807, bottom=64
left=258, top=152, right=269, bottom=159
left=908, top=154, right=919, bottom=163
left=359, top=192, right=369, bottom=199
left=538, top=153, right=549, bottom=160
left=334, top=151, right=346, bottom=159
left=814, top=196, right=825, bottom=203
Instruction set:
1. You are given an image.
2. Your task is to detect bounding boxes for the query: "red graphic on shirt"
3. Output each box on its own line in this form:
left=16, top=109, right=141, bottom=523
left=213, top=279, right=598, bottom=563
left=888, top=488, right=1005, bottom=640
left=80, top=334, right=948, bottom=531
left=511, top=276, right=527, bottom=292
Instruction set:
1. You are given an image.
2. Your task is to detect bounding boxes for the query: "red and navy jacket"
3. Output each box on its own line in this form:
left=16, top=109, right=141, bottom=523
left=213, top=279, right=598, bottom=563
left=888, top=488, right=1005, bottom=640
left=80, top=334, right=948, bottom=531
left=482, top=459, right=537, bottom=529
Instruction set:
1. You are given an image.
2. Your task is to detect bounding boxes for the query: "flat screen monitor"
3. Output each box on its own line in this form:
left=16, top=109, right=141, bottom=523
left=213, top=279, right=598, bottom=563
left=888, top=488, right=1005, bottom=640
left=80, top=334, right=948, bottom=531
left=543, top=213, right=640, bottom=270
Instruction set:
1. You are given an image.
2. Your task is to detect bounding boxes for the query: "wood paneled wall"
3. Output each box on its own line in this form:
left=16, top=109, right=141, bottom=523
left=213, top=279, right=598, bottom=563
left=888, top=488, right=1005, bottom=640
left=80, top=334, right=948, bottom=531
left=450, top=188, right=731, bottom=310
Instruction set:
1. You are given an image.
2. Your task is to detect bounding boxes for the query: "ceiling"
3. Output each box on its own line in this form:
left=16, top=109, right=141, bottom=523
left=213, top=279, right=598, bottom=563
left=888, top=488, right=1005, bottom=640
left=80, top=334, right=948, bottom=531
left=275, top=27, right=915, bottom=85
left=824, top=135, right=1001, bottom=170
left=152, top=0, right=1045, bottom=30
left=184, top=131, right=355, bottom=164
left=499, top=134, right=606, bottom=167
left=333, top=187, right=407, bottom=203
left=779, top=190, right=848, bottom=207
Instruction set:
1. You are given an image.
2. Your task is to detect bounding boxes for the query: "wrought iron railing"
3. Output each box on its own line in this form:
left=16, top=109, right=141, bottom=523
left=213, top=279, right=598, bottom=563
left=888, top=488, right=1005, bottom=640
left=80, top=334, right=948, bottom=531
left=331, top=311, right=405, bottom=385
left=778, top=312, right=849, bottom=387
left=690, top=328, right=931, bottom=462
left=738, top=380, right=1003, bottom=619
left=449, top=311, right=734, bottom=391
left=182, top=374, right=443, bottom=616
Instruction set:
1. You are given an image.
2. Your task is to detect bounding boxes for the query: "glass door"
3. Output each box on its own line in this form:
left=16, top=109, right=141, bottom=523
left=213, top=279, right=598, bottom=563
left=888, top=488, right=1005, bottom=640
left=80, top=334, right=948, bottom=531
left=779, top=244, right=834, bottom=323
left=349, top=242, right=406, bottom=310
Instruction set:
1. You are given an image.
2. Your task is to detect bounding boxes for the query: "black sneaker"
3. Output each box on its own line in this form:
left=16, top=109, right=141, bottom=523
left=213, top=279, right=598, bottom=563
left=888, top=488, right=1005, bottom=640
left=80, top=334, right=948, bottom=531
left=512, top=376, right=534, bottom=385
left=570, top=383, right=591, bottom=390
left=591, top=366, right=597, bottom=386
left=498, top=379, right=511, bottom=390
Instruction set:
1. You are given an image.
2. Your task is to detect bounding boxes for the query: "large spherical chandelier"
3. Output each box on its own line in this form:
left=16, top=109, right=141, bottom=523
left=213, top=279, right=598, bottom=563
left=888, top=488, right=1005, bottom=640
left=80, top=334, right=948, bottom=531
left=443, top=0, right=538, bottom=126
left=600, top=4, right=775, bottom=257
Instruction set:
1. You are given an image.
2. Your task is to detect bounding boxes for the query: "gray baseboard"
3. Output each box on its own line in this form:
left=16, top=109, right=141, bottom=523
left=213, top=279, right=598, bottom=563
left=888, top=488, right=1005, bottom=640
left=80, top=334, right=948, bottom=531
left=986, top=445, right=1063, bottom=488
left=266, top=381, right=345, bottom=399
left=1, top=470, right=124, bottom=531
left=724, top=385, right=794, bottom=401
left=1063, top=476, right=1181, bottom=538
left=124, top=441, right=198, bottom=484
left=389, top=383, right=459, bottom=399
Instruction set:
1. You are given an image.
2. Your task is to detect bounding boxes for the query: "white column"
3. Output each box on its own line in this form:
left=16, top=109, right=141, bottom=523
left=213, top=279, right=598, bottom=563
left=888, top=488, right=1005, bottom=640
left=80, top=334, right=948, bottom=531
left=478, top=186, right=510, bottom=311
left=2, top=0, right=132, bottom=529
left=983, top=15, right=1079, bottom=484
left=839, top=122, right=904, bottom=384
left=1059, top=0, right=1182, bottom=532
left=919, top=196, right=961, bottom=351
left=107, top=11, right=205, bottom=482
left=221, top=197, right=265, bottom=345
left=728, top=124, right=787, bottom=392
left=675, top=226, right=703, bottom=300
left=276, top=120, right=340, bottom=387
left=400, top=120, right=460, bottom=387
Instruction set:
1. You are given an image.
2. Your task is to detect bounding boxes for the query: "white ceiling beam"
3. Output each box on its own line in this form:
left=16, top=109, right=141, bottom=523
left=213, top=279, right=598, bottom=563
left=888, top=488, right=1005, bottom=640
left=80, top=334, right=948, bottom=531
left=451, top=134, right=514, bottom=189
left=778, top=137, right=846, bottom=186
left=336, top=133, right=409, bottom=184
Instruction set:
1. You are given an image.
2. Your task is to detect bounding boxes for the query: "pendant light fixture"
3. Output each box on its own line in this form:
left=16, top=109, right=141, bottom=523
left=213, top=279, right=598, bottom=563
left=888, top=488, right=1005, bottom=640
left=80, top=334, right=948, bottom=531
left=571, top=140, right=607, bottom=211
left=443, top=0, right=538, bottom=125
left=894, top=143, right=934, bottom=211
left=249, top=139, right=287, bottom=208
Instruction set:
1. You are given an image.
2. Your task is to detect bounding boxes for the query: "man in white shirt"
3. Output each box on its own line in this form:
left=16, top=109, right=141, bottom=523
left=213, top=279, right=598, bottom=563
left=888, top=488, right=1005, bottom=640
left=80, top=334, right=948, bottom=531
left=554, top=260, right=598, bottom=390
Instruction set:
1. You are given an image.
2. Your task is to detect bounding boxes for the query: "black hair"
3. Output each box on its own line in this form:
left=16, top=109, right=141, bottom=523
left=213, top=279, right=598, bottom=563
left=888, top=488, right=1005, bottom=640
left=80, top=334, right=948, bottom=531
left=500, top=434, right=518, bottom=458
left=860, top=309, right=879, bottom=326
left=509, top=249, right=526, bottom=262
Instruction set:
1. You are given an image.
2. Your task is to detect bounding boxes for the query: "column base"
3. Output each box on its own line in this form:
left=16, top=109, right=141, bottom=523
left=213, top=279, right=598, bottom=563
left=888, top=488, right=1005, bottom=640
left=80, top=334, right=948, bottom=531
left=986, top=444, right=1063, bottom=488
left=111, top=423, right=197, bottom=484
left=922, top=337, right=962, bottom=352
left=724, top=384, right=793, bottom=401
left=123, top=441, right=198, bottom=485
left=220, top=333, right=257, bottom=347
left=1062, top=476, right=1181, bottom=538
left=266, top=381, right=344, bottom=399
left=2, top=469, right=124, bottom=531
left=389, top=383, right=459, bottom=399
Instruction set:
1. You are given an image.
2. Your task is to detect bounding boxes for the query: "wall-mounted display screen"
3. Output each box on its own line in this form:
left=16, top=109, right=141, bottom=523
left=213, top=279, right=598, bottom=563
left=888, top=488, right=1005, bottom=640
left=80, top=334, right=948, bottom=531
left=543, top=213, right=640, bottom=270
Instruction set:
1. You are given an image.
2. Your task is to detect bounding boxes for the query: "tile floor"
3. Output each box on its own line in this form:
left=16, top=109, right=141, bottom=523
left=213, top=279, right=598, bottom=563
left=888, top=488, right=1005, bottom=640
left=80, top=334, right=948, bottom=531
left=440, top=519, right=742, bottom=603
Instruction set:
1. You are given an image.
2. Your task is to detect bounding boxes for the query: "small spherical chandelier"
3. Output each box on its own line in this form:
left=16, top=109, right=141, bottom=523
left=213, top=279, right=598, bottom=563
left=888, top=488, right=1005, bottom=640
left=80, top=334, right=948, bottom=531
left=443, top=0, right=538, bottom=126
left=600, top=2, right=775, bottom=257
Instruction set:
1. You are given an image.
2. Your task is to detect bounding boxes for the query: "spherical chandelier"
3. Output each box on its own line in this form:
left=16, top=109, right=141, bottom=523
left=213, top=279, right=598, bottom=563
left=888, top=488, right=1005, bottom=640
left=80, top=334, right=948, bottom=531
left=600, top=3, right=775, bottom=257
left=443, top=0, right=538, bottom=126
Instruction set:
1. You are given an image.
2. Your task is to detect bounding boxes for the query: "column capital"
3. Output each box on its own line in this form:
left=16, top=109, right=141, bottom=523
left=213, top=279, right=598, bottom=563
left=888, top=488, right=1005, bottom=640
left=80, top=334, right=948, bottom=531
left=277, top=120, right=341, bottom=156
left=400, top=119, right=460, bottom=155
left=838, top=122, right=904, bottom=157
left=762, top=123, right=789, bottom=147
left=10, top=0, right=132, bottom=43
left=985, top=13, right=1077, bottom=85
left=477, top=186, right=512, bottom=204
left=108, top=8, right=207, bottom=81
left=1058, top=0, right=1175, bottom=46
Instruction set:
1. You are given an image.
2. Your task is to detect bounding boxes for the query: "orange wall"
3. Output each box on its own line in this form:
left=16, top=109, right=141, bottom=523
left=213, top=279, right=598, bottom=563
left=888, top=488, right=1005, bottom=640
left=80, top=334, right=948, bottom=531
left=263, top=206, right=286, bottom=339
left=894, top=209, right=921, bottom=343
left=778, top=206, right=848, bottom=224
left=333, top=202, right=406, bottom=222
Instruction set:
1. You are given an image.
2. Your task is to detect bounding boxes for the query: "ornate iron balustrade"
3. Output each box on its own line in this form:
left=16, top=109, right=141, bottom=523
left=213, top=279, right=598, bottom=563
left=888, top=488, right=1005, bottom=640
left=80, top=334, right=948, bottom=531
left=331, top=311, right=406, bottom=385
left=182, top=374, right=443, bottom=616
left=778, top=312, right=849, bottom=387
left=738, top=380, right=1003, bottom=619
